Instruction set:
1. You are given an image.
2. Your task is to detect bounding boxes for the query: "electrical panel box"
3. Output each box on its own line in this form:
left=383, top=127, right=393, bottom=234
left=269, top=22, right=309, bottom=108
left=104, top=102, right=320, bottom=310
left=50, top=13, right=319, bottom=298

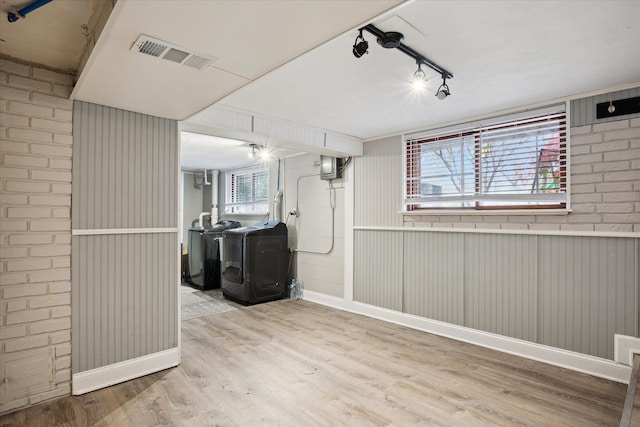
left=320, top=155, right=341, bottom=180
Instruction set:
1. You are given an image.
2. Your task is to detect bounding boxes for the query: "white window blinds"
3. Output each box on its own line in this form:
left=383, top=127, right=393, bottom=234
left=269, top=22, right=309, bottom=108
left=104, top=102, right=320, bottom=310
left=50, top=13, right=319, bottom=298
left=405, top=107, right=567, bottom=210
left=225, top=166, right=269, bottom=214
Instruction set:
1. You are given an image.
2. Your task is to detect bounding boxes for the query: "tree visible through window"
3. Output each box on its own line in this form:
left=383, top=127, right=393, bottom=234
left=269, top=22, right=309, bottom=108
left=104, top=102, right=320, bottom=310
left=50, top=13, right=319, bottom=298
left=225, top=167, right=269, bottom=214
left=405, top=109, right=567, bottom=210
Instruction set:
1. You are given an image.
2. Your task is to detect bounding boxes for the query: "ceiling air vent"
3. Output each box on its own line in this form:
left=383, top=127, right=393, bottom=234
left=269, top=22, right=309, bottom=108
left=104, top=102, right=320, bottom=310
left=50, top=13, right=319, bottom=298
left=130, top=35, right=217, bottom=71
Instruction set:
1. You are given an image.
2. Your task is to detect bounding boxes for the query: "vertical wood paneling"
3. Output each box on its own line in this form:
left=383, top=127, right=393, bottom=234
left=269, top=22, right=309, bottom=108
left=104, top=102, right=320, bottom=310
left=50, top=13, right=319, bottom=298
left=354, top=136, right=403, bottom=227
left=570, top=87, right=640, bottom=127
left=354, top=230, right=403, bottom=311
left=464, top=234, right=537, bottom=341
left=354, top=228, right=637, bottom=361
left=71, top=234, right=177, bottom=372
left=72, top=101, right=177, bottom=230
left=538, top=236, right=636, bottom=359
left=403, top=232, right=464, bottom=325
left=72, top=101, right=178, bottom=374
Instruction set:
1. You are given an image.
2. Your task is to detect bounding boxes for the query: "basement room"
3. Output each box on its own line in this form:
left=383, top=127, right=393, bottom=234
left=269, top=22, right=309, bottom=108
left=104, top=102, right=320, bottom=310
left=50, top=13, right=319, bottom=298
left=1, top=0, right=639, bottom=425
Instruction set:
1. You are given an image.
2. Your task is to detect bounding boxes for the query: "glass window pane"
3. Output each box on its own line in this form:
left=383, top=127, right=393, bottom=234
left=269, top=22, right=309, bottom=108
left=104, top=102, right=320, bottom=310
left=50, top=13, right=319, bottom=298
left=419, top=136, right=474, bottom=197
left=480, top=129, right=562, bottom=196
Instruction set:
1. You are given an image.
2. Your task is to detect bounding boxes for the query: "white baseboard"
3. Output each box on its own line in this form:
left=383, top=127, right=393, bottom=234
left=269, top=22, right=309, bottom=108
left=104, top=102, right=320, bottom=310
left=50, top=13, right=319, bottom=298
left=72, top=347, right=180, bottom=395
left=303, top=291, right=632, bottom=384
left=615, top=334, right=640, bottom=366
left=303, top=290, right=349, bottom=310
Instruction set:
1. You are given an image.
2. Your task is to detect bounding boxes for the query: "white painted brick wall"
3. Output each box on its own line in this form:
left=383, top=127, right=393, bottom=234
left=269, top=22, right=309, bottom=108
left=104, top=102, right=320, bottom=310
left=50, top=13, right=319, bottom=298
left=0, top=59, right=72, bottom=414
left=404, top=117, right=640, bottom=232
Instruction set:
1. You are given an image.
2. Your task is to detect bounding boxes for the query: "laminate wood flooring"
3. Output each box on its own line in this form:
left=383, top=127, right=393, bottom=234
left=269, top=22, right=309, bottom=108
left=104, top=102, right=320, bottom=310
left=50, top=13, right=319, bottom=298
left=180, top=286, right=236, bottom=321
left=0, top=299, right=627, bottom=426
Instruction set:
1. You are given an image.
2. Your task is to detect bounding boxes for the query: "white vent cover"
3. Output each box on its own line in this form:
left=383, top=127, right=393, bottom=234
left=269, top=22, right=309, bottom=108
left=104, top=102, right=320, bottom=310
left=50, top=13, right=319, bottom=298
left=130, top=35, right=217, bottom=71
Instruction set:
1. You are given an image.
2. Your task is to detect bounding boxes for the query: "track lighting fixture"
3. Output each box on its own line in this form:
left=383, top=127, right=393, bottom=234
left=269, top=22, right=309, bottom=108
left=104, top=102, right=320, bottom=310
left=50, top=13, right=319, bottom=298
left=435, top=76, right=451, bottom=100
left=354, top=24, right=454, bottom=96
left=608, top=98, right=616, bottom=114
left=352, top=30, right=369, bottom=58
left=249, top=143, right=257, bottom=158
left=411, top=63, right=427, bottom=90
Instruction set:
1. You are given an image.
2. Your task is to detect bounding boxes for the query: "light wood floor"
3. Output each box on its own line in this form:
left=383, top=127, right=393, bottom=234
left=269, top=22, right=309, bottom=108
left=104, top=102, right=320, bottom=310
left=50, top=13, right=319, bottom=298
left=1, top=299, right=627, bottom=426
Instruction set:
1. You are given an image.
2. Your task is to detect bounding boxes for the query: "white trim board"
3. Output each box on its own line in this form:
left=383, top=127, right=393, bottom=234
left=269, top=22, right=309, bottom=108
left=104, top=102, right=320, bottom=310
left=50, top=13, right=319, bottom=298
left=72, top=228, right=178, bottom=236
left=303, top=290, right=632, bottom=384
left=354, top=225, right=640, bottom=239
left=304, top=290, right=349, bottom=311
left=72, top=347, right=180, bottom=395
left=343, top=164, right=355, bottom=305
left=615, top=334, right=640, bottom=366
left=399, top=209, right=571, bottom=216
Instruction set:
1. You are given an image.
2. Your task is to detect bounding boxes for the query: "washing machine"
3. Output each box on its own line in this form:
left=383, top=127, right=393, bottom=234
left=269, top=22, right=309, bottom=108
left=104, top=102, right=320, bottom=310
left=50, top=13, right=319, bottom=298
left=221, top=221, right=289, bottom=304
left=186, top=220, right=241, bottom=290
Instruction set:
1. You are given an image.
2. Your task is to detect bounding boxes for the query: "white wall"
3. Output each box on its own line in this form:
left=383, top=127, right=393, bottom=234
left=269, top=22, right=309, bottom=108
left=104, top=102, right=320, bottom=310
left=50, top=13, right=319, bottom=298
left=284, top=154, right=345, bottom=297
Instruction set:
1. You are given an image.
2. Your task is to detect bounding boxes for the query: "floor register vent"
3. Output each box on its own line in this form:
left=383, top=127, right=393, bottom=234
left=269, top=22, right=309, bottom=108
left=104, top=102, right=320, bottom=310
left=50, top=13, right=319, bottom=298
left=130, top=34, right=217, bottom=71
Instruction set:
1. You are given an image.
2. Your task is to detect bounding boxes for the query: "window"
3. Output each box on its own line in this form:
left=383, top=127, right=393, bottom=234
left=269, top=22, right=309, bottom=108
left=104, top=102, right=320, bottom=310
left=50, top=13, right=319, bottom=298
left=404, top=107, right=567, bottom=211
left=225, top=166, right=269, bottom=214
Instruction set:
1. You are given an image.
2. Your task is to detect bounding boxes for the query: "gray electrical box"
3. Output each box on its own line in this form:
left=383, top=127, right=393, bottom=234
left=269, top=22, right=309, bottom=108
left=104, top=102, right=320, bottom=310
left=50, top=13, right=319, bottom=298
left=320, top=155, right=341, bottom=180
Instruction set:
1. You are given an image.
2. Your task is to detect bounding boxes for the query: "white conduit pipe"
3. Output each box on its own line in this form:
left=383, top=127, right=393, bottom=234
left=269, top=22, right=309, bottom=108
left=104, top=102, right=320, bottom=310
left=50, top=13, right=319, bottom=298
left=211, top=170, right=219, bottom=223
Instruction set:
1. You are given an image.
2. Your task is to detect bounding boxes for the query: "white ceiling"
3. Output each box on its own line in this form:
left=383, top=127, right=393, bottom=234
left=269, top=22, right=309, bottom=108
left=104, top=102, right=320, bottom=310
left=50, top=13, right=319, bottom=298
left=214, top=1, right=640, bottom=140
left=4, top=1, right=639, bottom=170
left=71, top=0, right=403, bottom=120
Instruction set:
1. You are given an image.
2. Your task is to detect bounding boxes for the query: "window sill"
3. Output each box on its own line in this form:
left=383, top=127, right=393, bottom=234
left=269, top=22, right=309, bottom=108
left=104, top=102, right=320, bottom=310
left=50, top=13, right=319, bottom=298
left=400, top=208, right=572, bottom=216
left=223, top=212, right=269, bottom=217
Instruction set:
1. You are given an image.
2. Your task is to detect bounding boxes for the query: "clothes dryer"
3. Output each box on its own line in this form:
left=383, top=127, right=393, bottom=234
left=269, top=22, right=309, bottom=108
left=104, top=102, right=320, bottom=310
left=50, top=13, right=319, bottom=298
left=222, top=221, right=289, bottom=304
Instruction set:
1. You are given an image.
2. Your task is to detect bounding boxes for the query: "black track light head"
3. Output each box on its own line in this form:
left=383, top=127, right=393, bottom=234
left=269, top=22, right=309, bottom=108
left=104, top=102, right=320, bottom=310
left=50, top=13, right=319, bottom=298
left=352, top=30, right=369, bottom=58
left=353, top=40, right=369, bottom=58
left=436, top=76, right=451, bottom=100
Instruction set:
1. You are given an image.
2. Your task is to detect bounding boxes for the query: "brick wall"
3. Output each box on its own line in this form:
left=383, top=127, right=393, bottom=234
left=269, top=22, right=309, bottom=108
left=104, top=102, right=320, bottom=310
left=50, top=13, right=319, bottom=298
left=404, top=116, right=640, bottom=232
left=0, top=59, right=73, bottom=414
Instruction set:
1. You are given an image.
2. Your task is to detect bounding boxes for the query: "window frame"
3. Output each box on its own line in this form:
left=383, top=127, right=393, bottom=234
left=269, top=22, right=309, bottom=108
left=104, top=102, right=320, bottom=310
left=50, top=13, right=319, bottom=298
left=224, top=165, right=270, bottom=214
left=404, top=106, right=568, bottom=212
